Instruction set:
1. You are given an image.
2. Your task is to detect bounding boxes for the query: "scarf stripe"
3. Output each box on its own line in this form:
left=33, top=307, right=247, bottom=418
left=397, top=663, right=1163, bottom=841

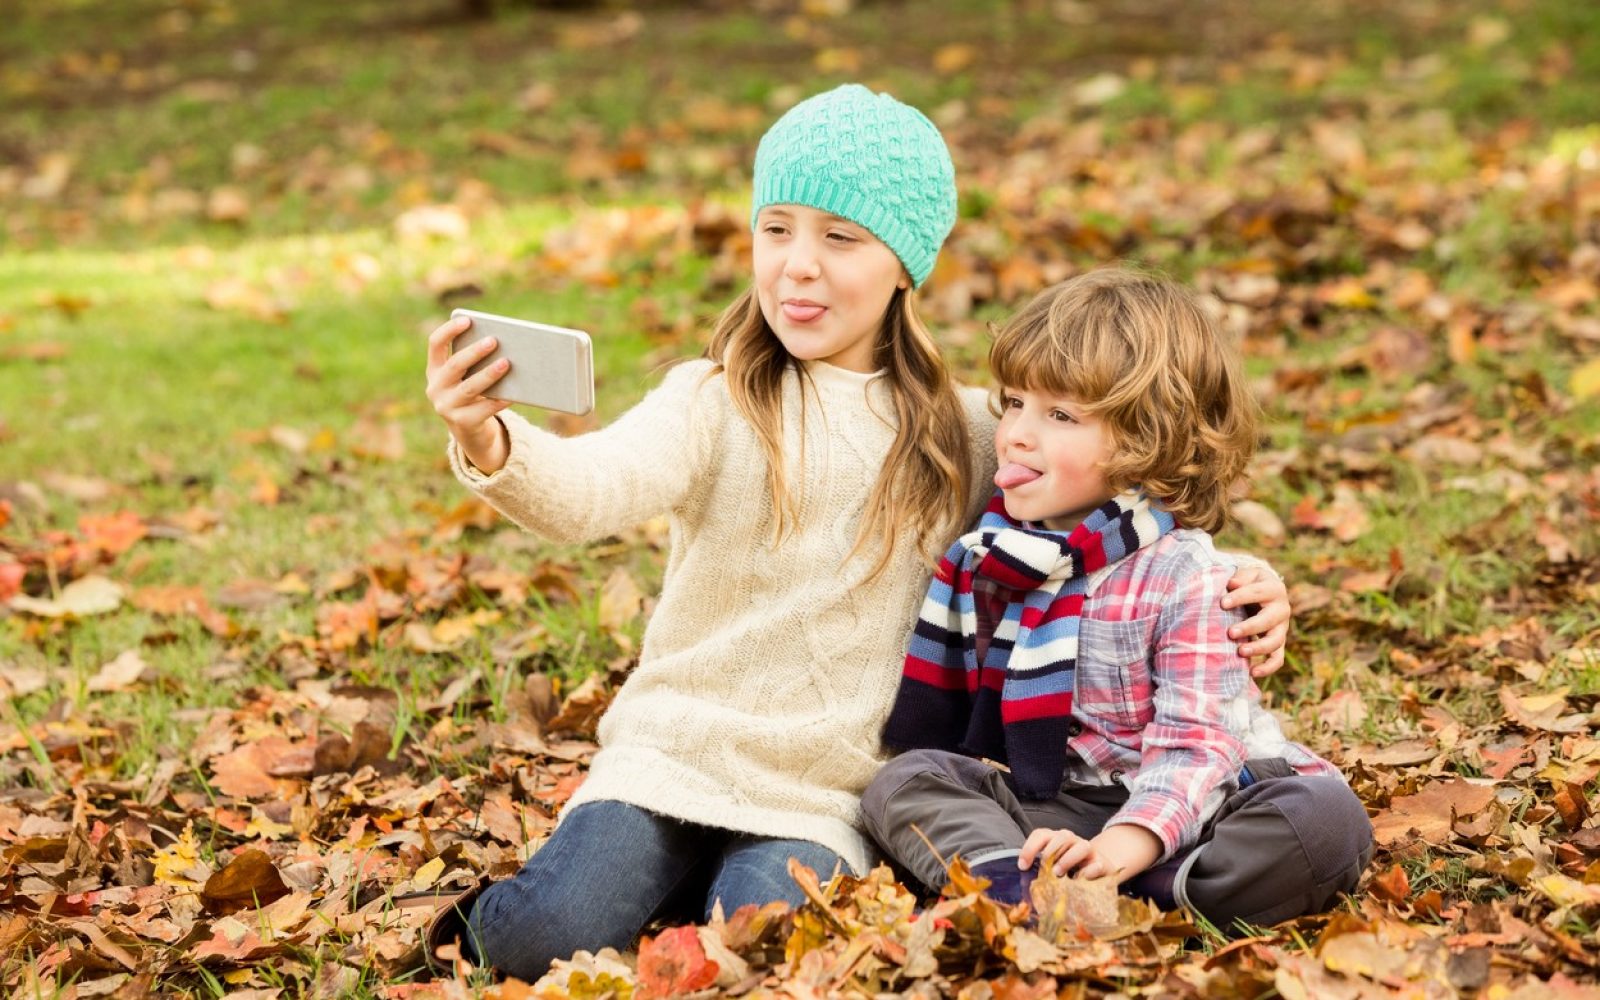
left=882, top=488, right=1176, bottom=798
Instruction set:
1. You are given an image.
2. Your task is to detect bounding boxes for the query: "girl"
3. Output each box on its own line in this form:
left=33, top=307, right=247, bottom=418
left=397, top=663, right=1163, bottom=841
left=423, top=85, right=1291, bottom=981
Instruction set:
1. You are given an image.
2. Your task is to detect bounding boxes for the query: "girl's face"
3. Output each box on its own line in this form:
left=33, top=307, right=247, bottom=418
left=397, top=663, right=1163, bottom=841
left=993, top=387, right=1116, bottom=530
left=752, top=205, right=909, bottom=373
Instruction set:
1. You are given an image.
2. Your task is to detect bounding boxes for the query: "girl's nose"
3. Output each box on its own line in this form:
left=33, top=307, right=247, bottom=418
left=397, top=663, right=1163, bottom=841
left=782, top=237, right=821, bottom=280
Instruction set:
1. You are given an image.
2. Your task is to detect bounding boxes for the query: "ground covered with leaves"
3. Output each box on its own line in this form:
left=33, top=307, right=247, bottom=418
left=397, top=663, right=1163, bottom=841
left=3, top=0, right=1600, bottom=997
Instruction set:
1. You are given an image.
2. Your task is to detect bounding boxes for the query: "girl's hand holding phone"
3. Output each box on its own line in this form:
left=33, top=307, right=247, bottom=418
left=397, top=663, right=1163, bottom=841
left=426, top=315, right=514, bottom=474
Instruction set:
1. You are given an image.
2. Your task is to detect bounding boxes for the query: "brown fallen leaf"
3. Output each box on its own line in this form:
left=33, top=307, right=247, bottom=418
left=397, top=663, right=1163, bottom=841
left=203, top=849, right=291, bottom=915
left=1370, top=777, right=1498, bottom=847
left=312, top=720, right=394, bottom=776
left=1316, top=689, right=1369, bottom=732
left=208, top=737, right=307, bottom=799
left=1499, top=686, right=1590, bottom=733
left=545, top=674, right=612, bottom=738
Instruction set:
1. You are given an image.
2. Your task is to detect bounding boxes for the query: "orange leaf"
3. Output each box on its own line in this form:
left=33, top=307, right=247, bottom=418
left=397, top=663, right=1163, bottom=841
left=636, top=924, right=719, bottom=999
left=208, top=737, right=304, bottom=799
left=189, top=918, right=278, bottom=964
left=0, top=562, right=22, bottom=602
left=1368, top=865, right=1410, bottom=904
left=79, top=511, right=147, bottom=557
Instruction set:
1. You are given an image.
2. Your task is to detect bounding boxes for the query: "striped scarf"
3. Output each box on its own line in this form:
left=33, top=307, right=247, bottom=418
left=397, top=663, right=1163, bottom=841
left=881, top=489, right=1175, bottom=799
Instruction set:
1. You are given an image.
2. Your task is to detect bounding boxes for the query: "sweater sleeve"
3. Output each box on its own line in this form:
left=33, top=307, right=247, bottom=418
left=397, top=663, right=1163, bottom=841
left=447, top=359, right=716, bottom=543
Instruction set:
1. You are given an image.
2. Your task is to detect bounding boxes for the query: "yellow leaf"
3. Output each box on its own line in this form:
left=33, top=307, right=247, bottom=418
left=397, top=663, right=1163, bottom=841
left=411, top=856, right=446, bottom=891
left=1535, top=873, right=1600, bottom=907
left=813, top=47, right=862, bottom=74
left=153, top=825, right=208, bottom=888
left=598, top=568, right=643, bottom=634
left=244, top=809, right=296, bottom=841
left=933, top=44, right=976, bottom=75
left=433, top=608, right=502, bottom=645
left=1570, top=357, right=1600, bottom=400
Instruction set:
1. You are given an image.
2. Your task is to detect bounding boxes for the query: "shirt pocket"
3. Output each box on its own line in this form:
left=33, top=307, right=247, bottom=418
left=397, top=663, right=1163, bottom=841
left=1074, top=615, right=1157, bottom=730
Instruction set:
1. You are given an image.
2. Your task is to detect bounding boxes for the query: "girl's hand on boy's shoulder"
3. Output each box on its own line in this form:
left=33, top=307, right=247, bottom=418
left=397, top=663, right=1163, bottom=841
left=1221, top=566, right=1291, bottom=678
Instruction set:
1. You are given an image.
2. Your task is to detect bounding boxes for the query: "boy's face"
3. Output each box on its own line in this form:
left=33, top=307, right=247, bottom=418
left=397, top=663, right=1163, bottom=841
left=993, top=387, right=1116, bottom=530
left=752, top=204, right=908, bottom=374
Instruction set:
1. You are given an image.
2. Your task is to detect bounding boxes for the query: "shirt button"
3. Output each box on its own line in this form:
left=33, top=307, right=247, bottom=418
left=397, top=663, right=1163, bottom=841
left=1110, top=770, right=1125, bottom=784
left=1066, top=720, right=1083, bottom=737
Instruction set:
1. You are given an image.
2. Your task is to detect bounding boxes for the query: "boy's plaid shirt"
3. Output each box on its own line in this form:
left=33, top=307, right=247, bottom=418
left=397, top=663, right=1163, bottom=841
left=975, top=529, right=1341, bottom=861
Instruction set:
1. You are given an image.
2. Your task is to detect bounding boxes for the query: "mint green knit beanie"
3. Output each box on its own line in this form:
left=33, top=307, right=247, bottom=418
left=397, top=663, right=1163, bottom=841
left=751, top=84, right=957, bottom=288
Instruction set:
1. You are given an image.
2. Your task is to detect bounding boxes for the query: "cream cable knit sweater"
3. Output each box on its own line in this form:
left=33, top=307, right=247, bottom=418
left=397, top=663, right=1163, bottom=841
left=450, top=358, right=998, bottom=874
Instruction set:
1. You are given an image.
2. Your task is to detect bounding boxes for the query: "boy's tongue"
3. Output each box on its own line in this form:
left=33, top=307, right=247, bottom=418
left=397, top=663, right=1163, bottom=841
left=994, top=463, right=1042, bottom=490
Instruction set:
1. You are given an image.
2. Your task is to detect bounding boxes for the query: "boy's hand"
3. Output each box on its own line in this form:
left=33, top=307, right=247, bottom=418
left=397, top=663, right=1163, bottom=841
left=1018, top=825, right=1162, bottom=882
left=426, top=315, right=514, bottom=474
left=1222, top=566, right=1290, bottom=678
left=1020, top=827, right=1103, bottom=877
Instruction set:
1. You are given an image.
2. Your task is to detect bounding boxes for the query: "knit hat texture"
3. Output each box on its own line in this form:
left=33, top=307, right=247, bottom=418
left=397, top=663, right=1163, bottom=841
left=751, top=84, right=957, bottom=288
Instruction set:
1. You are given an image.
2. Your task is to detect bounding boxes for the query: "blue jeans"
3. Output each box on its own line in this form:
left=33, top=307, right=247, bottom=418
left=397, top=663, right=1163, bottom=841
left=466, top=801, right=849, bottom=982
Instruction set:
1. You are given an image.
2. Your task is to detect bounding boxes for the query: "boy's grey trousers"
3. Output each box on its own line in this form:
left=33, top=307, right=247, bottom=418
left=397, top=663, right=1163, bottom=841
left=862, top=749, right=1373, bottom=931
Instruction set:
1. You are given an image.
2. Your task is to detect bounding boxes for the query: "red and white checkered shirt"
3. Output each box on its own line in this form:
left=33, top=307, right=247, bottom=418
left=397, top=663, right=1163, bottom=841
left=1024, top=530, right=1342, bottom=861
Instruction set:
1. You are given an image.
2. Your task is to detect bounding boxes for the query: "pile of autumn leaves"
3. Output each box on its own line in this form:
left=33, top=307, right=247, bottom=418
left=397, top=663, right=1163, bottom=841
left=440, top=857, right=1597, bottom=1000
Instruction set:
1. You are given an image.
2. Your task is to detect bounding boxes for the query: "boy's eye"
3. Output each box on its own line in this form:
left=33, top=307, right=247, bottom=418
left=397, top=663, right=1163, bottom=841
left=1050, top=409, right=1077, bottom=423
left=827, top=231, right=858, bottom=243
left=762, top=224, right=788, bottom=236
left=1002, top=395, right=1021, bottom=409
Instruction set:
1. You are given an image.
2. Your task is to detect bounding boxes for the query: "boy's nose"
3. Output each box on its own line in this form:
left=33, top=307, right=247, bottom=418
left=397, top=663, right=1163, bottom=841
left=999, top=419, right=1035, bottom=451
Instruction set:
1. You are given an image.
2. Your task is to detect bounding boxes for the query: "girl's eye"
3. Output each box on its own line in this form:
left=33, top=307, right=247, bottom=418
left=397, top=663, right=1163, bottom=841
left=763, top=225, right=788, bottom=236
left=1050, top=409, right=1077, bottom=423
left=826, top=231, right=857, bottom=244
left=1002, top=395, right=1021, bottom=409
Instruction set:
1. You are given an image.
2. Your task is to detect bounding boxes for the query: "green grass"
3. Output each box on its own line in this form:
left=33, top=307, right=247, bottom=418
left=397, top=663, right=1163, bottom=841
left=3, top=0, right=1595, bottom=809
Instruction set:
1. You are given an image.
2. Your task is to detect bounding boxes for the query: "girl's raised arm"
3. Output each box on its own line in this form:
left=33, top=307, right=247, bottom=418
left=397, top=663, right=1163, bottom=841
left=437, top=344, right=717, bottom=544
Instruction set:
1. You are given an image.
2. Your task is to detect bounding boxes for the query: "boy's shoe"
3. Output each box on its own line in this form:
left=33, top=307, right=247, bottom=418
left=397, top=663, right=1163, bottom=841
left=969, top=858, right=1038, bottom=908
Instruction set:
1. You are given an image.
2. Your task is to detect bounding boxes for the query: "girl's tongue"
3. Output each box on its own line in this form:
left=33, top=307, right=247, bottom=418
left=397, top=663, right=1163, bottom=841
left=994, top=463, right=1042, bottom=490
left=782, top=302, right=826, bottom=323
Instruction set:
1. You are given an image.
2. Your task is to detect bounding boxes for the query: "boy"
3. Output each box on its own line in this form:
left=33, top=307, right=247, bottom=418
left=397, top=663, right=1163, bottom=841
left=863, top=267, right=1373, bottom=931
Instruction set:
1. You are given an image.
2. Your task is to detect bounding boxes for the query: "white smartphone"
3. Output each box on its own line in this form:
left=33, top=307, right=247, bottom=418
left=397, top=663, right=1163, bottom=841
left=450, top=308, right=595, bottom=415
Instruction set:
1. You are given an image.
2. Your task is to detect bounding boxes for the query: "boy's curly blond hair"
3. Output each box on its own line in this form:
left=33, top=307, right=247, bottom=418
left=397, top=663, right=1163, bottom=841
left=988, top=266, right=1259, bottom=534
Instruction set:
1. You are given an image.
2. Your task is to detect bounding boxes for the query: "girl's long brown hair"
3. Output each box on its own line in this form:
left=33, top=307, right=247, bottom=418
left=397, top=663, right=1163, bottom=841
left=705, top=287, right=970, bottom=578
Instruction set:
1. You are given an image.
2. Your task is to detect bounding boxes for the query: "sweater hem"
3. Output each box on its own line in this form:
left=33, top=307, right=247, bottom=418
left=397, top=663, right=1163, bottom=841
left=564, top=752, right=879, bottom=877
